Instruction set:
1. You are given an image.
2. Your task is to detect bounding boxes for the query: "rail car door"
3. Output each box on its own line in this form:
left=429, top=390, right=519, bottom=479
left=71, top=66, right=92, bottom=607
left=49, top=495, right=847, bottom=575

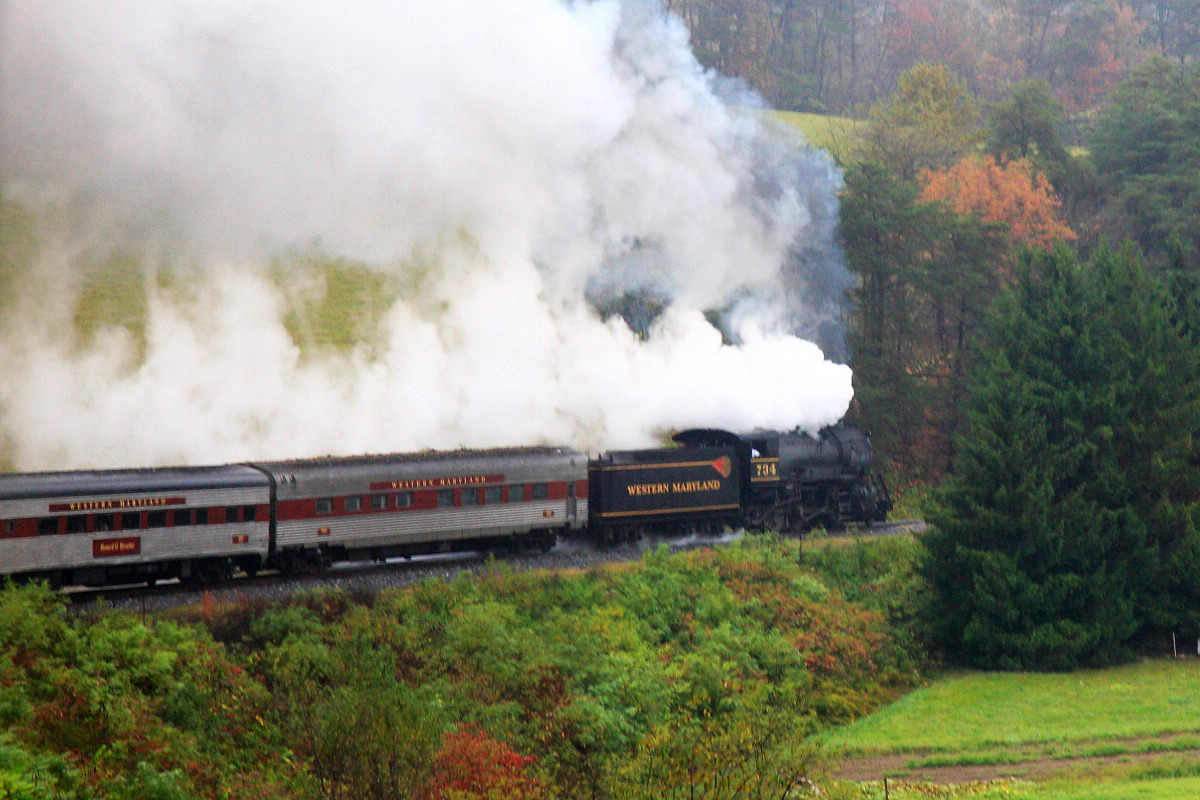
left=566, top=482, right=577, bottom=523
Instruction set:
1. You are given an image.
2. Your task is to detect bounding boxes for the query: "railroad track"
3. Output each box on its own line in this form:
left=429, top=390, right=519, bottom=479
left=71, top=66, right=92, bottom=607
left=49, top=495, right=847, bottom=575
left=67, top=520, right=928, bottom=615
left=828, top=518, right=927, bottom=537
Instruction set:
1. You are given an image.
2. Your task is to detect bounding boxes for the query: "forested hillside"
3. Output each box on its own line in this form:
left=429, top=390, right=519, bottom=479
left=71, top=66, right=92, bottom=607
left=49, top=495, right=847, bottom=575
left=0, top=537, right=921, bottom=799
left=669, top=0, right=1198, bottom=115
left=836, top=58, right=1200, bottom=483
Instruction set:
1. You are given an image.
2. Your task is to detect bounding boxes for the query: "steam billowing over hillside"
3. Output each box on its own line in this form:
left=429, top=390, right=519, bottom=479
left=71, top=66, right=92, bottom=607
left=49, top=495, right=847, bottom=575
left=0, top=0, right=853, bottom=470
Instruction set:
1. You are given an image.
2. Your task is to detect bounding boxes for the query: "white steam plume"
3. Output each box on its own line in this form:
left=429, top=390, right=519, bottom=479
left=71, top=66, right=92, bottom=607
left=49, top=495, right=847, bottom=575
left=0, top=0, right=853, bottom=470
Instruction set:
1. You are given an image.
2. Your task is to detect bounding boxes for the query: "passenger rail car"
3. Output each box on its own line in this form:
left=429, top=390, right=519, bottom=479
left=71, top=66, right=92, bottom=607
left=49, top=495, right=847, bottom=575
left=0, top=465, right=271, bottom=588
left=254, top=447, right=588, bottom=570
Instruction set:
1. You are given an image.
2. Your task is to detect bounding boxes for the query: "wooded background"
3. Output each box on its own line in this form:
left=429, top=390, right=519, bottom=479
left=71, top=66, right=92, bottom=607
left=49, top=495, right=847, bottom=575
left=668, top=0, right=1198, bottom=116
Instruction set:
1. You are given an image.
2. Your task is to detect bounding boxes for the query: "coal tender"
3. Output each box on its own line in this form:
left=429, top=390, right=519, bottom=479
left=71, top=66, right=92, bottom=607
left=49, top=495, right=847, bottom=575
left=588, top=443, right=744, bottom=543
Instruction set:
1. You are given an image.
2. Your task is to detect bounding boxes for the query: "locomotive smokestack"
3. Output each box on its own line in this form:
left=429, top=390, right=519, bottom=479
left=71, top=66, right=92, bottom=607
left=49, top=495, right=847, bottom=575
left=0, top=0, right=854, bottom=470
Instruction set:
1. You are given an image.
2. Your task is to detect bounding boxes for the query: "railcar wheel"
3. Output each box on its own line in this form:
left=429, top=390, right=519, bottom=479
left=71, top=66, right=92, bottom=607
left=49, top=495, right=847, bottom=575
left=191, top=559, right=234, bottom=583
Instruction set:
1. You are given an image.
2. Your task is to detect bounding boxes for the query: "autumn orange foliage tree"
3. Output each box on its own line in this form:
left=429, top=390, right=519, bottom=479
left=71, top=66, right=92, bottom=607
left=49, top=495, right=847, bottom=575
left=920, top=156, right=1076, bottom=252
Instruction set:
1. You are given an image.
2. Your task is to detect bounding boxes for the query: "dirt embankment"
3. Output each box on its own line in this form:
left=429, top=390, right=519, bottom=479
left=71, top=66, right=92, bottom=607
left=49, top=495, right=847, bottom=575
left=834, top=734, right=1200, bottom=784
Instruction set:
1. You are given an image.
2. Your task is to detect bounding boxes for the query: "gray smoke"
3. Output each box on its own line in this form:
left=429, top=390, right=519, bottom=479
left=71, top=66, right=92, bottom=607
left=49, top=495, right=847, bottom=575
left=0, top=0, right=853, bottom=470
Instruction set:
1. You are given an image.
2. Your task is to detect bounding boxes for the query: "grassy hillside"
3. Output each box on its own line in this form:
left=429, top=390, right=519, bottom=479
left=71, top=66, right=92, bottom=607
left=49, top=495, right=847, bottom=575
left=824, top=660, right=1200, bottom=797
left=773, top=110, right=866, bottom=164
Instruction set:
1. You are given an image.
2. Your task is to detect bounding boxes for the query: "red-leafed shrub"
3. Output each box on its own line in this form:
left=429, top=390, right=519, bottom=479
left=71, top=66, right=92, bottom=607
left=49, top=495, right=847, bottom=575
left=420, top=725, right=547, bottom=800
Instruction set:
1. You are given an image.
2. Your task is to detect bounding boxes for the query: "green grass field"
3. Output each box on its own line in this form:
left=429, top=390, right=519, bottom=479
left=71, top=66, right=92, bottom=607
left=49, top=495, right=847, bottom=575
left=826, top=660, right=1200, bottom=753
left=822, top=660, right=1200, bottom=798
left=772, top=110, right=866, bottom=164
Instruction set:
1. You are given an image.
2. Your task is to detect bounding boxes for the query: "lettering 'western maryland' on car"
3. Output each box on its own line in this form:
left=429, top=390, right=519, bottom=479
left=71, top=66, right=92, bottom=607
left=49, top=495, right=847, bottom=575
left=590, top=447, right=742, bottom=522
left=49, top=496, right=184, bottom=512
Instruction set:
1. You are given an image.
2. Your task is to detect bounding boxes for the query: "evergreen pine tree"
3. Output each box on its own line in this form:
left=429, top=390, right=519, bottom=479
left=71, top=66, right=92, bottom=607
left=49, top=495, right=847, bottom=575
left=842, top=162, right=940, bottom=475
left=1097, top=245, right=1200, bottom=641
left=1089, top=58, right=1200, bottom=269
left=922, top=247, right=1154, bottom=669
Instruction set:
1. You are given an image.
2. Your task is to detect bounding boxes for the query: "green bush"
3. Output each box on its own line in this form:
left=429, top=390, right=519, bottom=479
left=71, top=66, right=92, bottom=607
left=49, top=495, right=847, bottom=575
left=0, top=582, right=299, bottom=798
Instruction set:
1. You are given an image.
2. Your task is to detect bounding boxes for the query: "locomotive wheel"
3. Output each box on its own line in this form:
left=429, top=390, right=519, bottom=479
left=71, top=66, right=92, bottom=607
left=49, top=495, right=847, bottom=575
left=746, top=506, right=788, bottom=532
left=744, top=506, right=769, bottom=531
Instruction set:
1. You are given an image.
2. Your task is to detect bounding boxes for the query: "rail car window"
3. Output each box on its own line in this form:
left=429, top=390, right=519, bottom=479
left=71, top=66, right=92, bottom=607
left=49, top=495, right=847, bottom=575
left=175, top=509, right=193, bottom=526
left=397, top=492, right=413, bottom=509
left=485, top=486, right=502, bottom=504
left=148, top=511, right=168, bottom=528
left=437, top=489, right=455, bottom=508
left=225, top=506, right=240, bottom=523
left=344, top=496, right=362, bottom=513
left=37, top=517, right=59, bottom=536
left=531, top=483, right=548, bottom=500
left=122, top=512, right=140, bottom=530
left=510, top=485, right=525, bottom=502
left=315, top=498, right=333, bottom=515
left=66, top=515, right=87, bottom=534
left=243, top=505, right=257, bottom=522
left=196, top=508, right=209, bottom=525
left=94, top=514, right=114, bottom=532
left=462, top=489, right=479, bottom=506
left=371, top=493, right=388, bottom=511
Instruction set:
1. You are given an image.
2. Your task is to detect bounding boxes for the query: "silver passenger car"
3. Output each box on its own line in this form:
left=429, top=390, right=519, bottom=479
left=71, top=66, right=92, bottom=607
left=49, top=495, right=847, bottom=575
left=0, top=465, right=271, bottom=587
left=254, top=447, right=588, bottom=569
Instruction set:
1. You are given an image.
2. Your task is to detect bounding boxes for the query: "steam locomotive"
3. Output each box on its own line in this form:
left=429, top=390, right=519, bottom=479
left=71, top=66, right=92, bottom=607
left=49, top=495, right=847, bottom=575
left=0, top=424, right=889, bottom=588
